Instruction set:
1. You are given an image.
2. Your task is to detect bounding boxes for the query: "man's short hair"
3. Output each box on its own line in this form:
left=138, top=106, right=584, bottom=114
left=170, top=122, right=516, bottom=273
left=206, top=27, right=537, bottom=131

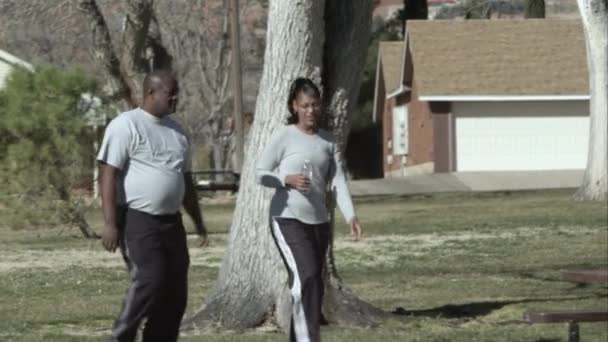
left=143, top=70, right=176, bottom=97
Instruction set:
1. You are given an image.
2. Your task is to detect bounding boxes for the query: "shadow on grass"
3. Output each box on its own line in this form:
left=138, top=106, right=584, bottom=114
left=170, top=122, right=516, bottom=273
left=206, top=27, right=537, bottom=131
left=512, top=270, right=608, bottom=295
left=392, top=294, right=606, bottom=319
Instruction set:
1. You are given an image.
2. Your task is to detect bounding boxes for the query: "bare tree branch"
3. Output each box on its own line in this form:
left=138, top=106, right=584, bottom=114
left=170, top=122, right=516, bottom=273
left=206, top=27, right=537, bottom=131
left=122, top=0, right=154, bottom=71
left=78, top=0, right=135, bottom=107
left=119, top=0, right=156, bottom=102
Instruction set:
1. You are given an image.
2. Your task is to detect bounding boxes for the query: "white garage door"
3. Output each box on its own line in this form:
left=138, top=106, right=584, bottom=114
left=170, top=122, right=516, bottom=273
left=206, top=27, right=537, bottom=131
left=456, top=116, right=589, bottom=171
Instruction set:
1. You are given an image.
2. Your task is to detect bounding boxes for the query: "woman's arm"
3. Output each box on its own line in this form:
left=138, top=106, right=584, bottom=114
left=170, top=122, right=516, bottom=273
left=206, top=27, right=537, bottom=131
left=255, top=127, right=312, bottom=191
left=329, top=143, right=362, bottom=240
left=329, top=142, right=356, bottom=223
left=255, top=128, right=288, bottom=188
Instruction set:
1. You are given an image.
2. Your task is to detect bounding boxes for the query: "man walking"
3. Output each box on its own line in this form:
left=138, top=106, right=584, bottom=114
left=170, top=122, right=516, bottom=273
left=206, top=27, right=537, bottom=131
left=97, top=70, right=207, bottom=342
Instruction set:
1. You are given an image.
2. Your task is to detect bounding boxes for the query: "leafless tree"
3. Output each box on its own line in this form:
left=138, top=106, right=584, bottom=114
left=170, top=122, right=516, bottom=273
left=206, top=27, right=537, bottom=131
left=575, top=0, right=608, bottom=201
left=77, top=0, right=265, bottom=171
left=156, top=0, right=234, bottom=171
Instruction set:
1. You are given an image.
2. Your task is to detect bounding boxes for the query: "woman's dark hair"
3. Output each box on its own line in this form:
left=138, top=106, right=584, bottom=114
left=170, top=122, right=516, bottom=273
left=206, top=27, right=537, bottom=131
left=286, top=77, right=321, bottom=124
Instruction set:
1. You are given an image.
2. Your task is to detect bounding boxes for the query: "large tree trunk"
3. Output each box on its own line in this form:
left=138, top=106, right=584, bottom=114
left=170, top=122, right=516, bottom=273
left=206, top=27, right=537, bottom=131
left=525, top=0, right=546, bottom=18
left=184, top=0, right=326, bottom=332
left=405, top=0, right=429, bottom=20
left=575, top=0, right=608, bottom=201
left=229, top=0, right=245, bottom=172
left=119, top=0, right=154, bottom=101
left=320, top=0, right=386, bottom=325
left=184, top=0, right=382, bottom=334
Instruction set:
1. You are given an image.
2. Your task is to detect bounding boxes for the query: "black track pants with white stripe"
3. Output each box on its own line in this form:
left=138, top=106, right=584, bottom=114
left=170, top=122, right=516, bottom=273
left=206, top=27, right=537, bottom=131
left=271, top=217, right=330, bottom=342
left=111, top=208, right=190, bottom=342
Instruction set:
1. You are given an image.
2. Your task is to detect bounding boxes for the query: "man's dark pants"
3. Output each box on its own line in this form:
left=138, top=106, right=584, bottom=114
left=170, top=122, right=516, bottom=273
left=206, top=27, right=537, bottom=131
left=112, top=208, right=190, bottom=342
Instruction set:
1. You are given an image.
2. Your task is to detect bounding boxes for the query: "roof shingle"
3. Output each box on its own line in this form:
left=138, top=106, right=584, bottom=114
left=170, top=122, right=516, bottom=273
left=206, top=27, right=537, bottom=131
left=406, top=19, right=588, bottom=96
left=379, top=41, right=404, bottom=94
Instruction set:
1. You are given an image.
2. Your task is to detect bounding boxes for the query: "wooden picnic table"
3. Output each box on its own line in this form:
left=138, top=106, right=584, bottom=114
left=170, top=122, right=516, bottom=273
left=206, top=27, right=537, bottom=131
left=524, top=269, right=608, bottom=342
left=192, top=170, right=240, bottom=193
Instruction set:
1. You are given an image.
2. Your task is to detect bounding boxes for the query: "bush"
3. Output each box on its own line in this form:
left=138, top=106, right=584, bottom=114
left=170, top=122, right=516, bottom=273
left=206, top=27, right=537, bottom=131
left=0, top=65, right=103, bottom=236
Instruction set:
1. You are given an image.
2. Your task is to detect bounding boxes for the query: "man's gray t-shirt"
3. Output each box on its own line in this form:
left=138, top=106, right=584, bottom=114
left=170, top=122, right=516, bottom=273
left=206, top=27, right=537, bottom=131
left=97, top=108, right=191, bottom=215
left=255, top=124, right=355, bottom=225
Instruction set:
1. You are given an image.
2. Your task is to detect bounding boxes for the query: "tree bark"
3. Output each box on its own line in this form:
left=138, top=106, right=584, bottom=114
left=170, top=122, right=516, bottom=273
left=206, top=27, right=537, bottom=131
left=78, top=0, right=135, bottom=107
left=525, top=0, right=546, bottom=18
left=145, top=13, right=173, bottom=76
left=575, top=0, right=608, bottom=201
left=320, top=0, right=386, bottom=325
left=323, top=0, right=374, bottom=142
left=119, top=0, right=154, bottom=103
left=405, top=0, right=429, bottom=20
left=230, top=0, right=245, bottom=172
left=184, top=0, right=382, bottom=334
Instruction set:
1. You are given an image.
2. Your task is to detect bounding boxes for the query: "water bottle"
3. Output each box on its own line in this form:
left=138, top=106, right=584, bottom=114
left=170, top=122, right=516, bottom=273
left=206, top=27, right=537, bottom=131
left=300, top=159, right=313, bottom=194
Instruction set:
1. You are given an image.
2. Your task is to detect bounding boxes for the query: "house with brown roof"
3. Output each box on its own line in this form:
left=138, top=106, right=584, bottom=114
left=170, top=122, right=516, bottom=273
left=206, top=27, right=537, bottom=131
left=373, top=19, right=590, bottom=177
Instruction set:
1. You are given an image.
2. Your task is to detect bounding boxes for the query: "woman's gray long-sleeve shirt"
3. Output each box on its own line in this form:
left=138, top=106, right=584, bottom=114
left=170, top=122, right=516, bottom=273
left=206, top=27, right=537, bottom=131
left=255, top=124, right=355, bottom=225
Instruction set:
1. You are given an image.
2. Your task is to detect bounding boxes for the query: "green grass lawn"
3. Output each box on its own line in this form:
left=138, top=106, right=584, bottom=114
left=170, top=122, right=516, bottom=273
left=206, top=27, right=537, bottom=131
left=0, top=189, right=606, bottom=341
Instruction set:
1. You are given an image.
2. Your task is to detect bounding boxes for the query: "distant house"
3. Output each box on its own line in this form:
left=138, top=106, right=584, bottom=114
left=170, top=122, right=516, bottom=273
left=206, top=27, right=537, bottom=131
left=373, top=19, right=590, bottom=177
left=0, top=49, right=33, bottom=88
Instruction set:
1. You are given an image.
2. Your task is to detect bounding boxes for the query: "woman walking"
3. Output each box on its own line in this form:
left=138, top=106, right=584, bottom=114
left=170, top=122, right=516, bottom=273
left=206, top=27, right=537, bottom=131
left=256, top=77, right=362, bottom=342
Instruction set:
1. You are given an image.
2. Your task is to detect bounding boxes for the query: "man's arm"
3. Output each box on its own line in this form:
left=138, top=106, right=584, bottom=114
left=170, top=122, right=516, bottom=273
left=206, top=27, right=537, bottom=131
left=99, top=162, right=120, bottom=252
left=183, top=172, right=208, bottom=245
